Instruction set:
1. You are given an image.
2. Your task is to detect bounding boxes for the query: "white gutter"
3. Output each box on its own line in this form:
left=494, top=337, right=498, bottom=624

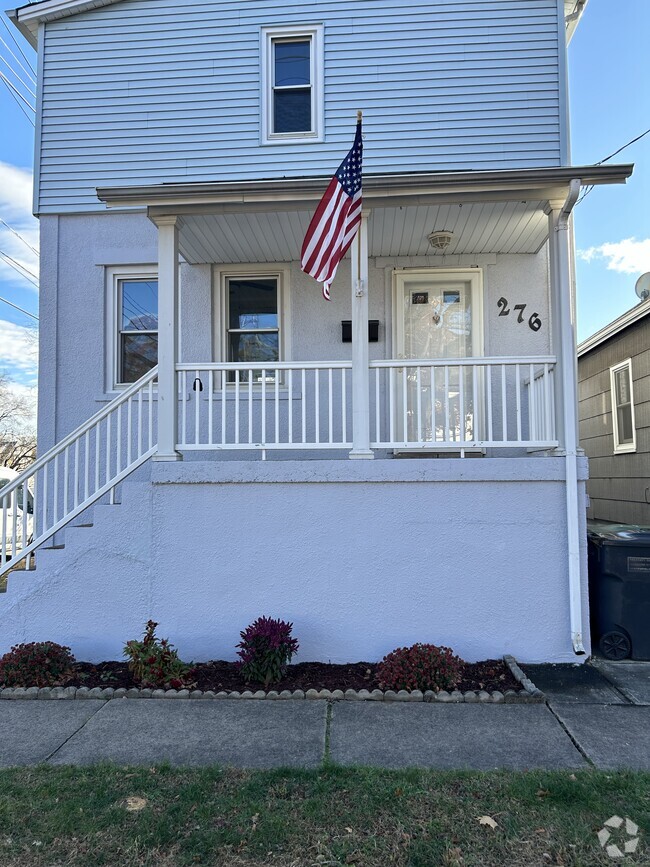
left=555, top=179, right=585, bottom=655
left=565, top=0, right=589, bottom=45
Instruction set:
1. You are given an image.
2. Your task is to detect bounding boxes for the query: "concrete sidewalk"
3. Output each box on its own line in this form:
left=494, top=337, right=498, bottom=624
left=0, top=660, right=647, bottom=770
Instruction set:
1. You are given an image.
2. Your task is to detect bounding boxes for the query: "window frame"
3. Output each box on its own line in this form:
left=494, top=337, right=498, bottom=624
left=261, top=24, right=324, bottom=145
left=214, top=265, right=291, bottom=384
left=105, top=265, right=158, bottom=392
left=610, top=358, right=637, bottom=453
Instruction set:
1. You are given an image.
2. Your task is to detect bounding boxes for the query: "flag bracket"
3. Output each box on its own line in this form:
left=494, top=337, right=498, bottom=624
left=355, top=279, right=365, bottom=297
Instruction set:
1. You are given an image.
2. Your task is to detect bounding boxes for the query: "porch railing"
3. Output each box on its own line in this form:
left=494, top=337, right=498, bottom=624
left=370, top=356, right=557, bottom=450
left=176, top=357, right=557, bottom=452
left=177, top=362, right=353, bottom=450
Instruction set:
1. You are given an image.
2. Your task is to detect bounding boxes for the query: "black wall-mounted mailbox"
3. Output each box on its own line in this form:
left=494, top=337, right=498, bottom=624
left=341, top=320, right=380, bottom=343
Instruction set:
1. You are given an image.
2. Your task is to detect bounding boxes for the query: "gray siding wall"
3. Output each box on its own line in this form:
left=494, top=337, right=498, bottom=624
left=578, top=318, right=650, bottom=525
left=38, top=0, right=564, bottom=214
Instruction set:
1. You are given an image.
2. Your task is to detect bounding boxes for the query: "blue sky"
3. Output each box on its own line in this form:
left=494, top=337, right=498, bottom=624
left=0, top=0, right=648, bottom=415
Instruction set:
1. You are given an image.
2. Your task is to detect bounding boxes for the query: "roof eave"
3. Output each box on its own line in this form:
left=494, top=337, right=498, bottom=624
left=578, top=296, right=650, bottom=357
left=10, top=0, right=120, bottom=46
left=96, top=164, right=634, bottom=212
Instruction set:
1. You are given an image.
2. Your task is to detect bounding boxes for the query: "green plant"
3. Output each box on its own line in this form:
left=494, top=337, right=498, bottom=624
left=0, top=641, right=76, bottom=687
left=377, top=643, right=463, bottom=692
left=123, top=620, right=194, bottom=689
left=236, top=616, right=299, bottom=688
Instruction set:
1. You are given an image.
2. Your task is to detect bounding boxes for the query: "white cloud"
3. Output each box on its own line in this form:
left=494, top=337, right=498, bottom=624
left=578, top=237, right=650, bottom=275
left=0, top=318, right=38, bottom=382
left=0, top=162, right=39, bottom=291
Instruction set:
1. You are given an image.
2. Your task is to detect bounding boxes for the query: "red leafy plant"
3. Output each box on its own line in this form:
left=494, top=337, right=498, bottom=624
left=377, top=643, right=463, bottom=692
left=0, top=641, right=76, bottom=687
left=123, top=620, right=195, bottom=689
left=236, top=616, right=299, bottom=689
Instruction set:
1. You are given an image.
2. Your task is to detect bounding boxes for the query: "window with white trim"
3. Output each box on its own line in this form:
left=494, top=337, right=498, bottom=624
left=107, top=267, right=158, bottom=388
left=262, top=25, right=323, bottom=143
left=610, top=359, right=636, bottom=452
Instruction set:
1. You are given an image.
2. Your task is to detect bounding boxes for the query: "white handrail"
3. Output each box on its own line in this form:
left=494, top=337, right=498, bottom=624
left=369, top=356, right=557, bottom=368
left=1, top=367, right=158, bottom=577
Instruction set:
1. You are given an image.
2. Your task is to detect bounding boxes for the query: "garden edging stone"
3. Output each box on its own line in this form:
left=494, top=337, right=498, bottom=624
left=0, top=655, right=545, bottom=704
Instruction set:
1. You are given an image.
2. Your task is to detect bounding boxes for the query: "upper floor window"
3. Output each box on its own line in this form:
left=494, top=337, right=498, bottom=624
left=610, top=359, right=636, bottom=453
left=262, top=25, right=323, bottom=144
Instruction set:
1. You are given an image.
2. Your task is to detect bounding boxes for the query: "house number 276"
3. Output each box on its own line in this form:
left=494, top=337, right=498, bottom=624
left=497, top=297, right=542, bottom=332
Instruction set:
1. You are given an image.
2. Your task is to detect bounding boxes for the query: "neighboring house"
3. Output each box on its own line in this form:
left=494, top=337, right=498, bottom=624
left=578, top=299, right=650, bottom=526
left=0, top=0, right=634, bottom=665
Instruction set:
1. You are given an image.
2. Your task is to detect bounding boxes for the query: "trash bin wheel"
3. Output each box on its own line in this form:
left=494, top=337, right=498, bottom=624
left=599, top=630, right=631, bottom=661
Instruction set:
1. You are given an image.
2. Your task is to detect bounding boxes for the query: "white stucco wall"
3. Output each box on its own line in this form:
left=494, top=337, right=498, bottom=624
left=0, top=459, right=590, bottom=665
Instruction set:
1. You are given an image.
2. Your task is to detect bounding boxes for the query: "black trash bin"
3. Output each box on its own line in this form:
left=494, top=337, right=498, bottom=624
left=588, top=521, right=650, bottom=660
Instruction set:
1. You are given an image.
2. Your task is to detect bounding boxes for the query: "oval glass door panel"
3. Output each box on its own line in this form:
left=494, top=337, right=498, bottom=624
left=396, top=274, right=481, bottom=446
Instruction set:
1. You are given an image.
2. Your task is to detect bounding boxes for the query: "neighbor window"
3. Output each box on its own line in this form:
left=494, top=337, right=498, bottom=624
left=226, top=276, right=279, bottom=382
left=610, top=359, right=636, bottom=452
left=262, top=26, right=323, bottom=143
left=117, top=276, right=158, bottom=384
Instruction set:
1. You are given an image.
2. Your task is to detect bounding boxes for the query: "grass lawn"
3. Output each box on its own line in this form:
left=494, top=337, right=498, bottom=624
left=0, top=766, right=648, bottom=866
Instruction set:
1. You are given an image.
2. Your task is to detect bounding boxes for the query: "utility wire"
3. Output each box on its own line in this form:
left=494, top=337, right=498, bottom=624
left=0, top=219, right=39, bottom=257
left=0, top=71, right=35, bottom=125
left=0, top=35, right=36, bottom=85
left=596, top=126, right=650, bottom=166
left=0, top=251, right=39, bottom=289
left=576, top=125, right=650, bottom=207
left=0, top=17, right=36, bottom=77
left=0, top=54, right=36, bottom=99
left=0, top=294, right=38, bottom=321
left=0, top=69, right=34, bottom=110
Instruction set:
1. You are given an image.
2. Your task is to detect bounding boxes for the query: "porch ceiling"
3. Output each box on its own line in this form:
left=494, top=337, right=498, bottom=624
left=97, top=164, right=633, bottom=265
left=176, top=201, right=548, bottom=265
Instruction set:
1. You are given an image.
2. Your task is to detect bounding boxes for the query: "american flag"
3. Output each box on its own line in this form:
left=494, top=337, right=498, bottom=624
left=301, top=120, right=363, bottom=300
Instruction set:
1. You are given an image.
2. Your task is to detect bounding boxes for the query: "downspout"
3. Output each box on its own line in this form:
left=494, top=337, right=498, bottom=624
left=556, top=179, right=585, bottom=655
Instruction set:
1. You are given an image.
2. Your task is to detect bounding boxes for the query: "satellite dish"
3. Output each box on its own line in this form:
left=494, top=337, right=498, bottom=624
left=635, top=273, right=650, bottom=301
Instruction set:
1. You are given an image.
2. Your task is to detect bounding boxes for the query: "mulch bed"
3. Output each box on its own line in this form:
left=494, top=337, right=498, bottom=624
left=59, top=658, right=519, bottom=693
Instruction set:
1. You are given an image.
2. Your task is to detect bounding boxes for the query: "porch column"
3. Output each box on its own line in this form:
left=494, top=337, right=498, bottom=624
left=152, top=215, right=182, bottom=462
left=547, top=180, right=585, bottom=655
left=546, top=186, right=580, bottom=456
left=349, top=210, right=374, bottom=459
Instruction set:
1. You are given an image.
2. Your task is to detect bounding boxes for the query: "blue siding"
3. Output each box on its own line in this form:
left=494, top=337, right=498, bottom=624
left=38, top=0, right=563, bottom=213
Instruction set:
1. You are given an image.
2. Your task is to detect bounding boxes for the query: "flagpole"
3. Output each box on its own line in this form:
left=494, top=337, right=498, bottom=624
left=350, top=108, right=372, bottom=458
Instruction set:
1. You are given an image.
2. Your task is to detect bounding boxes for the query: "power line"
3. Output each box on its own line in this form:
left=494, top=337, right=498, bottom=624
left=0, top=54, right=36, bottom=100
left=575, top=126, right=650, bottom=207
left=0, top=34, right=36, bottom=86
left=0, top=17, right=36, bottom=77
left=0, top=69, right=34, bottom=111
left=596, top=126, right=650, bottom=166
left=0, top=70, right=35, bottom=125
left=0, top=250, right=37, bottom=280
left=0, top=294, right=38, bottom=321
left=0, top=219, right=39, bottom=257
left=0, top=251, right=39, bottom=289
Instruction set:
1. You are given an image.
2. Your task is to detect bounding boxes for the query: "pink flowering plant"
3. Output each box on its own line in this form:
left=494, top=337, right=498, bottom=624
left=236, top=616, right=299, bottom=688
left=123, top=620, right=195, bottom=689
left=0, top=641, right=76, bottom=687
left=377, top=643, right=463, bottom=693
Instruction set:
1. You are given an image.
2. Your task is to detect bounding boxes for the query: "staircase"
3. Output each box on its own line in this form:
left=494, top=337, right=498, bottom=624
left=1, top=367, right=158, bottom=580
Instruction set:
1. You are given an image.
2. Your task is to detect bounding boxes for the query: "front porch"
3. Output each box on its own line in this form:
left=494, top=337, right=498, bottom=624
left=94, top=165, right=630, bottom=466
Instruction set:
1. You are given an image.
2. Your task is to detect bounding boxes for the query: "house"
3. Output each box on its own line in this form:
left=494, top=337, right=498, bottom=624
left=578, top=297, right=650, bottom=526
left=0, top=0, right=634, bottom=665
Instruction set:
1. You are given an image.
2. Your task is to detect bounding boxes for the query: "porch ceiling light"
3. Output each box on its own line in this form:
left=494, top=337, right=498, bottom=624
left=427, top=229, right=454, bottom=251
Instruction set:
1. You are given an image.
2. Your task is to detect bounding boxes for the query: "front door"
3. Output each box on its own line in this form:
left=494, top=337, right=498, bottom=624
left=394, top=270, right=483, bottom=446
